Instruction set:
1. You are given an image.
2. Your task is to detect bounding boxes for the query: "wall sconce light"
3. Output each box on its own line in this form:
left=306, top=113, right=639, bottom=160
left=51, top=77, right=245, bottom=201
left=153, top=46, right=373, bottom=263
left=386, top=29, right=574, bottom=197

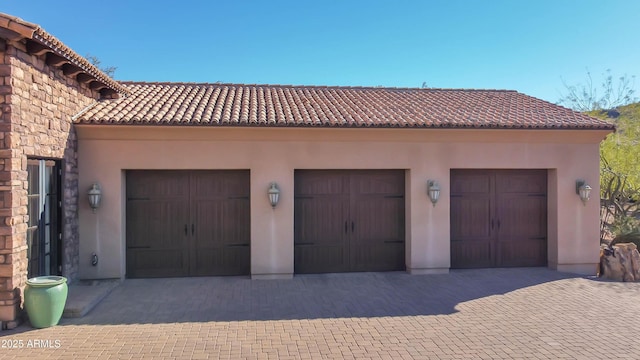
left=88, top=183, right=102, bottom=213
left=575, top=180, right=591, bottom=206
left=268, top=182, right=280, bottom=208
left=427, top=179, right=440, bottom=207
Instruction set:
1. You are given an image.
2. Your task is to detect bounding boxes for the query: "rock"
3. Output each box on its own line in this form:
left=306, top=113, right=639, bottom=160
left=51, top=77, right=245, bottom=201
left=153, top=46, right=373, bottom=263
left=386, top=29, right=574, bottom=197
left=600, top=242, right=640, bottom=281
left=630, top=244, right=640, bottom=280
left=606, top=109, right=620, bottom=118
left=4, top=320, right=19, bottom=330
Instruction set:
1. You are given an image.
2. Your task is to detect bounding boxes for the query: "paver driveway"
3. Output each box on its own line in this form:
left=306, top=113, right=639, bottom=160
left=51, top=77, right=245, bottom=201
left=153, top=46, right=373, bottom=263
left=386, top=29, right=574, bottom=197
left=2, top=268, right=640, bottom=359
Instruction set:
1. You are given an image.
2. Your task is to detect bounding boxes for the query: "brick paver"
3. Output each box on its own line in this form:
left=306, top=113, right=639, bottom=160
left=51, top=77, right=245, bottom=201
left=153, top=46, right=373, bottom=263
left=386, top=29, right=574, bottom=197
left=1, top=268, right=640, bottom=359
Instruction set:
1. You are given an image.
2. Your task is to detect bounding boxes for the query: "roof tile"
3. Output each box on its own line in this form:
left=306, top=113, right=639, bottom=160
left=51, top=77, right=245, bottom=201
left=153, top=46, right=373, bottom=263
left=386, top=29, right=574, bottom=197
left=74, top=82, right=615, bottom=130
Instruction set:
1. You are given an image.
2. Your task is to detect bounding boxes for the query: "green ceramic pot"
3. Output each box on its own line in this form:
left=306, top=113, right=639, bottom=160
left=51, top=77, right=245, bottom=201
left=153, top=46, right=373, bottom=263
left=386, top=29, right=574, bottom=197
left=24, top=276, right=68, bottom=328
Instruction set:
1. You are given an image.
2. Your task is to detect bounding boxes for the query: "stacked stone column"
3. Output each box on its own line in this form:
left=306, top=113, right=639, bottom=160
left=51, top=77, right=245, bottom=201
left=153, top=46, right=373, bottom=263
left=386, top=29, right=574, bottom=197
left=0, top=41, right=99, bottom=326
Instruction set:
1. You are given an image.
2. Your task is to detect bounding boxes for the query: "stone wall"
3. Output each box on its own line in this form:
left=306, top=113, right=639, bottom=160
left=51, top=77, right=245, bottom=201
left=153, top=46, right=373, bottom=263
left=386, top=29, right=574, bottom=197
left=0, top=40, right=100, bottom=323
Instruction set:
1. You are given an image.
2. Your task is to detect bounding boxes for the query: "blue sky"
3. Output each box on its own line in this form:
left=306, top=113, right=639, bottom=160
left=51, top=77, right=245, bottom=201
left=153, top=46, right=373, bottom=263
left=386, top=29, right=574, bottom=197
left=3, top=1, right=639, bottom=103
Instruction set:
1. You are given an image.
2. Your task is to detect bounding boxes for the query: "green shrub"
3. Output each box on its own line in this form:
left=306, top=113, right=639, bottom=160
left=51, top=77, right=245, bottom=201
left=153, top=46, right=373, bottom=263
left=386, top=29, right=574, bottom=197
left=610, top=217, right=640, bottom=248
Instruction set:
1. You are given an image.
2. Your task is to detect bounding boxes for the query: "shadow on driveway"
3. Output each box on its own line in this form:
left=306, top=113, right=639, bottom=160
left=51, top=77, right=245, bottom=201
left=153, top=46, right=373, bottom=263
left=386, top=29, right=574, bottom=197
left=55, top=267, right=582, bottom=326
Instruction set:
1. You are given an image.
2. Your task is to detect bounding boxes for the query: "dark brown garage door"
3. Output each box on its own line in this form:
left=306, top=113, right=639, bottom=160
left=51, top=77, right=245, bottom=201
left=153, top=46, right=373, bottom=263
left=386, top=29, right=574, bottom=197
left=126, top=170, right=250, bottom=278
left=450, top=169, right=547, bottom=268
left=294, top=170, right=405, bottom=274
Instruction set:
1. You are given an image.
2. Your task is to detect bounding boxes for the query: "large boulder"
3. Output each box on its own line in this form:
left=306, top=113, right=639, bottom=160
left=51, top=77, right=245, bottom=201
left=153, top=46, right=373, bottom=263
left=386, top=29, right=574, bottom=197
left=599, top=242, right=640, bottom=281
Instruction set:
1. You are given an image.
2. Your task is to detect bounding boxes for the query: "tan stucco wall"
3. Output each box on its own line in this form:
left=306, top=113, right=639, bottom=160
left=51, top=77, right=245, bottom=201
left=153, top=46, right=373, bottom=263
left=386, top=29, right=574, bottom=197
left=76, top=126, right=610, bottom=279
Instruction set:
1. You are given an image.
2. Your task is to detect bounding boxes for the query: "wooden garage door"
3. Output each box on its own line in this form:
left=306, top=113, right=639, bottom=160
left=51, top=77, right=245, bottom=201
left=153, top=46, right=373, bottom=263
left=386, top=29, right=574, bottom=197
left=294, top=170, right=405, bottom=274
left=126, top=170, right=250, bottom=278
left=450, top=169, right=547, bottom=268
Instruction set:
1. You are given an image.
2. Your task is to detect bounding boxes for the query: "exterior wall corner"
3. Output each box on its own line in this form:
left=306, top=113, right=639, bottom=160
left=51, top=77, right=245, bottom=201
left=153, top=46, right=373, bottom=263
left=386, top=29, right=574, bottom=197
left=0, top=42, right=99, bottom=322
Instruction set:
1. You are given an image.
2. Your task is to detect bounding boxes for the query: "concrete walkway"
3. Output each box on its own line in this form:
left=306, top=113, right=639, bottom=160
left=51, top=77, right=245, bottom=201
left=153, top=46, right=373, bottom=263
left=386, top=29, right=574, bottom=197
left=63, top=279, right=121, bottom=318
left=2, top=268, right=640, bottom=359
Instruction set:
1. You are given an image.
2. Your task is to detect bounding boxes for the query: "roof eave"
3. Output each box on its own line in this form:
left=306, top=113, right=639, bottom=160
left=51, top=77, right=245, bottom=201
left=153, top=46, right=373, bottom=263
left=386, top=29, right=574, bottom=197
left=0, top=12, right=129, bottom=97
left=72, top=119, right=617, bottom=131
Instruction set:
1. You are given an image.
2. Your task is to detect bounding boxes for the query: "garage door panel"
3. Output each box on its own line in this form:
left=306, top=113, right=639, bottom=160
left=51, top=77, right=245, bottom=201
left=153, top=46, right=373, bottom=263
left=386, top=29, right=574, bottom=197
left=190, top=170, right=250, bottom=276
left=496, top=170, right=546, bottom=194
left=295, top=171, right=349, bottom=196
left=496, top=195, right=547, bottom=238
left=193, top=199, right=250, bottom=247
left=451, top=171, right=491, bottom=194
left=351, top=196, right=405, bottom=271
left=497, top=238, right=547, bottom=267
left=495, top=193, right=547, bottom=267
left=352, top=197, right=404, bottom=241
left=126, top=198, right=190, bottom=278
left=294, top=195, right=349, bottom=273
left=192, top=246, right=250, bottom=276
left=295, top=246, right=348, bottom=273
left=193, top=200, right=224, bottom=244
left=127, top=170, right=250, bottom=278
left=350, top=242, right=404, bottom=272
left=350, top=171, right=405, bottom=195
left=192, top=170, right=250, bottom=198
left=128, top=170, right=190, bottom=199
left=130, top=200, right=189, bottom=248
left=451, top=240, right=492, bottom=268
left=126, top=202, right=154, bottom=248
left=295, top=170, right=405, bottom=273
left=451, top=196, right=491, bottom=239
left=451, top=169, right=547, bottom=269
left=127, top=249, right=188, bottom=278
left=294, top=197, right=349, bottom=245
left=192, top=198, right=250, bottom=275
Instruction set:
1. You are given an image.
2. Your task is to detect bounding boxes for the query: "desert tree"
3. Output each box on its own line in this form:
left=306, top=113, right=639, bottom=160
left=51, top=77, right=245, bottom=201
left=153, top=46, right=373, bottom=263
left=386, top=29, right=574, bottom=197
left=595, top=103, right=640, bottom=245
left=558, top=69, right=636, bottom=111
left=85, top=54, right=117, bottom=78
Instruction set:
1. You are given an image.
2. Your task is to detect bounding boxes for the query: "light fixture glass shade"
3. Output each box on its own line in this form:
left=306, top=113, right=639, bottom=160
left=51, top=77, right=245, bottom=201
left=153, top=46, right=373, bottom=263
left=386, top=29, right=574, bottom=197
left=268, top=182, right=280, bottom=208
left=575, top=180, right=591, bottom=206
left=578, top=184, right=591, bottom=205
left=427, top=180, right=440, bottom=207
left=88, top=183, right=102, bottom=213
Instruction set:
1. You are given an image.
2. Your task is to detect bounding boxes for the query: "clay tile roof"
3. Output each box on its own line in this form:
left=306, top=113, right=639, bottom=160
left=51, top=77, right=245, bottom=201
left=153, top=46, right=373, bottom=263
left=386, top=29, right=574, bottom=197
left=74, top=82, right=615, bottom=130
left=0, top=13, right=128, bottom=95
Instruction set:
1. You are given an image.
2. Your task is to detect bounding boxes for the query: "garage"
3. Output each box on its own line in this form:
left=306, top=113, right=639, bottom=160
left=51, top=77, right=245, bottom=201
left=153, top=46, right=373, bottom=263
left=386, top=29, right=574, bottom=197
left=294, top=170, right=405, bottom=274
left=450, top=169, right=547, bottom=268
left=126, top=170, right=250, bottom=278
